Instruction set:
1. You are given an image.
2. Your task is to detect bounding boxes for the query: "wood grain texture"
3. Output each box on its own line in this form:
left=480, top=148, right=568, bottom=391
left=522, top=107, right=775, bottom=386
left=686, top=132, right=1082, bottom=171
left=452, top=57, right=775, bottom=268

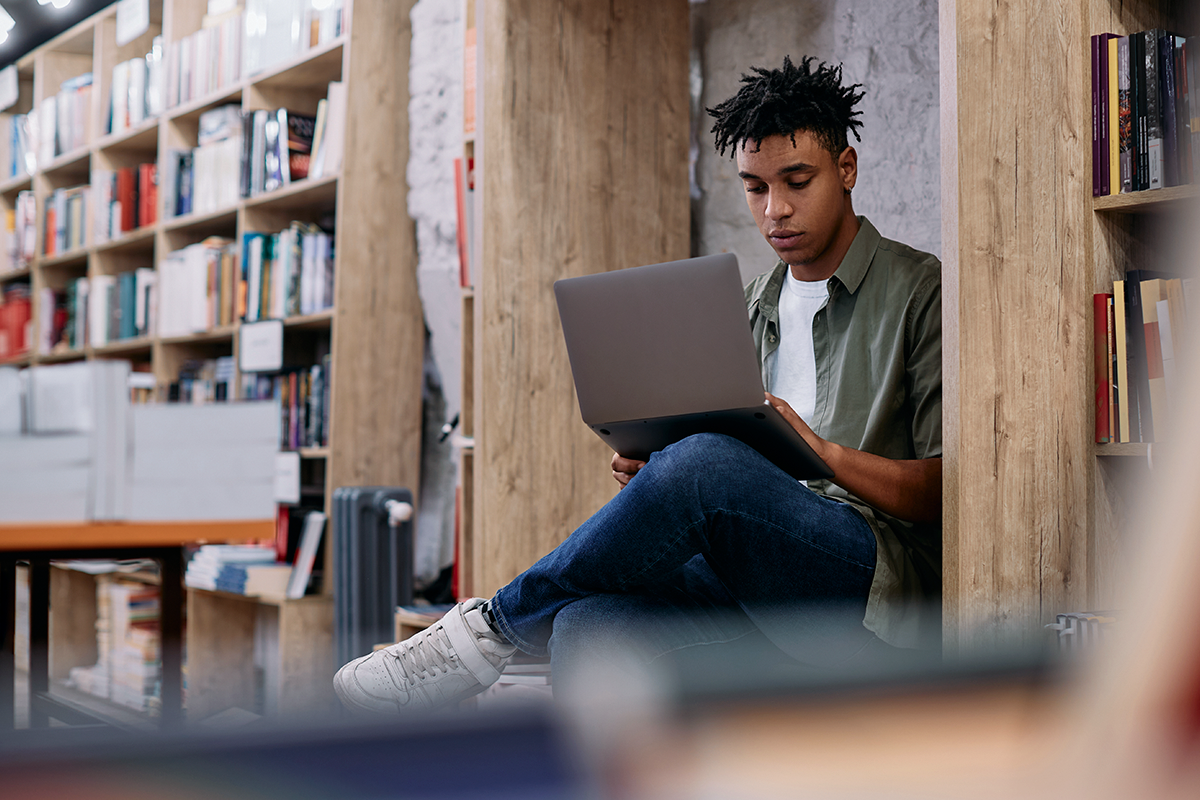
left=277, top=596, right=335, bottom=716
left=328, top=0, right=424, bottom=529
left=943, top=0, right=1093, bottom=650
left=184, top=590, right=257, bottom=720
left=474, top=0, right=690, bottom=595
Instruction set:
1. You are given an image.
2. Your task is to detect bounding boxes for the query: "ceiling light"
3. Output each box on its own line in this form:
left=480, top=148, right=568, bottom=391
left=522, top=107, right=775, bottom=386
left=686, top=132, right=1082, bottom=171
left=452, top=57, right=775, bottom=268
left=0, top=6, right=13, bottom=44
left=37, top=0, right=72, bottom=9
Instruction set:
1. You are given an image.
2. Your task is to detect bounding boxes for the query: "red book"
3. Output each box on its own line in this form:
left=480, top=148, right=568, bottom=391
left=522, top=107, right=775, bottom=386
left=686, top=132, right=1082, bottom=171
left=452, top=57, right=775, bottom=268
left=274, top=505, right=290, bottom=562
left=1094, top=293, right=1112, bottom=443
left=116, top=167, right=137, bottom=231
left=138, top=163, right=157, bottom=227
left=453, top=157, right=468, bottom=287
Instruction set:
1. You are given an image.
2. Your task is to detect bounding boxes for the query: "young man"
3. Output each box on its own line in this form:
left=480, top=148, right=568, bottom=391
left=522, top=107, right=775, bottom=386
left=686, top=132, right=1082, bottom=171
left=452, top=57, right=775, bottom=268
left=334, top=55, right=942, bottom=714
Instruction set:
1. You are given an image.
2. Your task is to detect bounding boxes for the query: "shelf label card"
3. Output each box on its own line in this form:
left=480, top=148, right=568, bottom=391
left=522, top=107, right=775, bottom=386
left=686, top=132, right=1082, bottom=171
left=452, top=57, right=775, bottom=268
left=275, top=451, right=301, bottom=504
left=116, top=0, right=150, bottom=46
left=0, top=66, right=17, bottom=112
left=239, top=319, right=284, bottom=373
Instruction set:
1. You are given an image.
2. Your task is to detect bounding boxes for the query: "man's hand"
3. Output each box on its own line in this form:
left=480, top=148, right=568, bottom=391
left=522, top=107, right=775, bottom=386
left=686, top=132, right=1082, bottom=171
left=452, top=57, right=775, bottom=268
left=765, top=392, right=942, bottom=525
left=612, top=453, right=647, bottom=489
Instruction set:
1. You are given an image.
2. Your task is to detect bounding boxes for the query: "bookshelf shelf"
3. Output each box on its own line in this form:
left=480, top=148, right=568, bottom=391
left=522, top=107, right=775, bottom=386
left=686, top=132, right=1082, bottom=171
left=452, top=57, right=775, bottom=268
left=91, top=337, right=153, bottom=357
left=36, top=348, right=84, bottom=364
left=95, top=119, right=161, bottom=154
left=298, top=447, right=331, bottom=459
left=284, top=309, right=335, bottom=331
left=94, top=226, right=156, bottom=255
left=162, top=206, right=238, bottom=235
left=41, top=147, right=92, bottom=181
left=1093, top=184, right=1199, bottom=214
left=0, top=174, right=32, bottom=196
left=159, top=325, right=237, bottom=346
left=245, top=174, right=339, bottom=214
left=165, top=87, right=244, bottom=125
left=39, top=248, right=89, bottom=270
left=0, top=267, right=32, bottom=283
left=250, top=39, right=346, bottom=92
left=0, top=352, right=32, bottom=366
left=1094, top=442, right=1152, bottom=458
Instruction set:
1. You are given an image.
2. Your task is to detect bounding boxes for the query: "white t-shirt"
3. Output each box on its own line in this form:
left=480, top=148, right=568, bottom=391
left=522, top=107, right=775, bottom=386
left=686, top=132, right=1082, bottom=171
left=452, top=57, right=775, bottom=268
left=766, top=270, right=828, bottom=425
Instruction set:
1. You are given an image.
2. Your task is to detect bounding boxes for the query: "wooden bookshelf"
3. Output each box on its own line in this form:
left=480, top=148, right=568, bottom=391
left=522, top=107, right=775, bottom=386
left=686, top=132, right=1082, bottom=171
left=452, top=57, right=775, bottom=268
left=0, top=0, right=424, bottom=720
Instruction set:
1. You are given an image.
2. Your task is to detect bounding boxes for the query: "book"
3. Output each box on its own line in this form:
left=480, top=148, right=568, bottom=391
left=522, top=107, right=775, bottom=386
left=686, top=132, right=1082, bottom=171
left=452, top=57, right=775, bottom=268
left=1118, top=36, right=1134, bottom=193
left=285, top=110, right=316, bottom=181
left=287, top=511, right=327, bottom=599
left=1113, top=280, right=1131, bottom=441
left=1174, top=37, right=1191, bottom=184
left=1094, top=293, right=1112, bottom=443
left=1140, top=279, right=1168, bottom=434
left=1107, top=296, right=1117, bottom=442
left=1142, top=30, right=1166, bottom=190
left=1159, top=34, right=1180, bottom=187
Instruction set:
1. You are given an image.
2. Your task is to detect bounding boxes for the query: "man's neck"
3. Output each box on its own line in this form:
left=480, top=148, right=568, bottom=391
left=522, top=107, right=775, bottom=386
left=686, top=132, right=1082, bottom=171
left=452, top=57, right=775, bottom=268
left=788, top=209, right=860, bottom=282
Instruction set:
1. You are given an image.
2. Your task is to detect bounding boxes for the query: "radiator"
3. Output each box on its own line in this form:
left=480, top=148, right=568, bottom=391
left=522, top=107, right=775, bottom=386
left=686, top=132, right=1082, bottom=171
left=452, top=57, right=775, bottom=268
left=332, top=486, right=415, bottom=667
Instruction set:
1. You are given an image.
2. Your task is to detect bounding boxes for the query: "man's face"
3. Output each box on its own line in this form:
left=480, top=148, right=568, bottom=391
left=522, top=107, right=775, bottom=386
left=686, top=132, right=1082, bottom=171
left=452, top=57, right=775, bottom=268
left=735, top=131, right=857, bottom=270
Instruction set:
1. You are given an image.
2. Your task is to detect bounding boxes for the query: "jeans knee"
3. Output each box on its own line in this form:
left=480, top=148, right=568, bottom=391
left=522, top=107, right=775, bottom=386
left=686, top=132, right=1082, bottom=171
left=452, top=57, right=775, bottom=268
left=648, top=433, right=750, bottom=478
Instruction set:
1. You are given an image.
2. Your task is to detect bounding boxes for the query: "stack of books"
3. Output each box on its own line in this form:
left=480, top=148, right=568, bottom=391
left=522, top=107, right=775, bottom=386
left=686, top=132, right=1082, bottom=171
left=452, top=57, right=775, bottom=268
left=1094, top=274, right=1194, bottom=443
left=94, top=163, right=159, bottom=243
left=241, top=354, right=332, bottom=450
left=109, top=36, right=166, bottom=135
left=1091, top=30, right=1199, bottom=196
left=242, top=221, right=335, bottom=322
left=156, top=237, right=238, bottom=338
left=43, top=185, right=90, bottom=256
left=66, top=576, right=162, bottom=714
left=185, top=544, right=279, bottom=592
left=84, top=268, right=157, bottom=347
left=166, top=6, right=242, bottom=108
left=38, top=72, right=92, bottom=164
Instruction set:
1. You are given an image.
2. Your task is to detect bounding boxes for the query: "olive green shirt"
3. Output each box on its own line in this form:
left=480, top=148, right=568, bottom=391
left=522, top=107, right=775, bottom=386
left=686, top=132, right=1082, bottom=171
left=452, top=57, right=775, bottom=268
left=744, top=217, right=942, bottom=649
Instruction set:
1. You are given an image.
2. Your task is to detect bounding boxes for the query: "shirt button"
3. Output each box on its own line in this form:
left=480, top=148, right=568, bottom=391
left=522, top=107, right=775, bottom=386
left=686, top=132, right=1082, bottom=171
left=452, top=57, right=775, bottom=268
left=768, top=335, right=776, bottom=342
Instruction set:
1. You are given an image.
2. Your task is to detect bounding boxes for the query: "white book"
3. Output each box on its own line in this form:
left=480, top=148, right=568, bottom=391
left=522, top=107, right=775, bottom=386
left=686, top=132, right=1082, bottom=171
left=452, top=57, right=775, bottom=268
left=127, top=58, right=147, bottom=127
left=299, top=230, right=315, bottom=315
left=287, top=511, right=327, bottom=599
left=0, top=366, right=19, bottom=434
left=185, top=243, right=210, bottom=332
left=38, top=96, right=56, bottom=164
left=146, top=36, right=164, bottom=117
left=134, top=267, right=156, bottom=337
left=318, top=232, right=333, bottom=309
left=318, top=81, right=346, bottom=176
left=89, top=274, right=115, bottom=346
left=110, top=61, right=129, bottom=133
left=272, top=228, right=291, bottom=319
left=246, top=235, right=264, bottom=322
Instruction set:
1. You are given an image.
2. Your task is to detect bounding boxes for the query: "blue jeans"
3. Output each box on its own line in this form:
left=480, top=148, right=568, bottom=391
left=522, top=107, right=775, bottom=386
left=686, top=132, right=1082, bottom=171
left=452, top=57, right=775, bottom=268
left=489, top=433, right=877, bottom=681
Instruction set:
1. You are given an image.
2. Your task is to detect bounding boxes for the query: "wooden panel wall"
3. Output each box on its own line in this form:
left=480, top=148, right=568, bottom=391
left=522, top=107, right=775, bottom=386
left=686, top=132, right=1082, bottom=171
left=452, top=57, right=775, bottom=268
left=474, top=0, right=691, bottom=595
left=941, top=0, right=1092, bottom=651
left=328, top=0, right=425, bottom=515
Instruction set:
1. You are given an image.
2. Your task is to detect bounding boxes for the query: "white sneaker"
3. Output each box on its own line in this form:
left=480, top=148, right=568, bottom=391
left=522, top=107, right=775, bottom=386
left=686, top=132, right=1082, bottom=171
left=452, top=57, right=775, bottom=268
left=333, top=598, right=517, bottom=714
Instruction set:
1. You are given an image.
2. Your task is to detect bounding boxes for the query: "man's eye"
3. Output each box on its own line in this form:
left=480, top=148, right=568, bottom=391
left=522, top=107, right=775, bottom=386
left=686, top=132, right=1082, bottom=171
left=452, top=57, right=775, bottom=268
left=745, top=185, right=766, bottom=194
left=789, top=180, right=811, bottom=189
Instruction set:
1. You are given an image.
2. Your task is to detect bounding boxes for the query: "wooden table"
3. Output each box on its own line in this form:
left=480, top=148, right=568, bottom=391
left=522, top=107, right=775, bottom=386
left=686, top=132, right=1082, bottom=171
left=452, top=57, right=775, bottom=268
left=0, top=520, right=271, bottom=730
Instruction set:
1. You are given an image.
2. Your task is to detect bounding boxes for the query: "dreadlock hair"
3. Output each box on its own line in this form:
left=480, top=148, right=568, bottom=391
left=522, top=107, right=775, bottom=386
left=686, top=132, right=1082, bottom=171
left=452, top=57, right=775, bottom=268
left=707, top=55, right=865, bottom=159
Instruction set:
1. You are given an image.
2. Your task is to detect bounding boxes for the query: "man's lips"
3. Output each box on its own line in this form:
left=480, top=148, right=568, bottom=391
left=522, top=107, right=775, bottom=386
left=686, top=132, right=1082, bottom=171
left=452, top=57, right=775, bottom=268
left=769, top=231, right=803, bottom=247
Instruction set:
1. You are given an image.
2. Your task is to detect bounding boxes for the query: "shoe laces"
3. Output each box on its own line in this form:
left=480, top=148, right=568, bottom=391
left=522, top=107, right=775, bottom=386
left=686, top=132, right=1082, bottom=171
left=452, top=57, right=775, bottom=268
left=388, top=624, right=458, bottom=683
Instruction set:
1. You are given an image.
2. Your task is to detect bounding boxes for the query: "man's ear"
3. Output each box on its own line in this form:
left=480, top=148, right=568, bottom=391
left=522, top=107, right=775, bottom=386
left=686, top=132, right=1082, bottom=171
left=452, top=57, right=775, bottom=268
left=839, top=146, right=858, bottom=192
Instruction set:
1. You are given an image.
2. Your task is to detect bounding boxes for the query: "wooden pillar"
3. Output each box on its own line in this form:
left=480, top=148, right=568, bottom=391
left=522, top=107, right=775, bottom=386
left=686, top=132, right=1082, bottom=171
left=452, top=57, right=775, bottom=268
left=328, top=0, right=425, bottom=509
left=474, top=0, right=691, bottom=594
left=940, top=0, right=1092, bottom=651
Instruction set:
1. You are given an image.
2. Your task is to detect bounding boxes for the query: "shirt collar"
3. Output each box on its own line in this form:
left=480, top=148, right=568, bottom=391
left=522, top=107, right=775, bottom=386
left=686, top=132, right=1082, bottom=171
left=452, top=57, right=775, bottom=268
left=830, top=216, right=880, bottom=295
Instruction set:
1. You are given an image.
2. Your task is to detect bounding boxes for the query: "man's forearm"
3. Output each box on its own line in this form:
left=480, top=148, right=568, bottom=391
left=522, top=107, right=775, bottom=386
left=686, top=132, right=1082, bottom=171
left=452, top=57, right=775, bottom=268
left=821, top=444, right=942, bottom=524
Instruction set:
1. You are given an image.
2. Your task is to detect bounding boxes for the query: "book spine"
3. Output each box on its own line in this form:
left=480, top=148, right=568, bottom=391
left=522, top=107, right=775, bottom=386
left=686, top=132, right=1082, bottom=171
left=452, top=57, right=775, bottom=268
left=1160, top=34, right=1179, bottom=187
left=1099, top=35, right=1113, bottom=195
left=1125, top=271, right=1152, bottom=441
left=1145, top=31, right=1164, bottom=190
left=1113, top=280, right=1130, bottom=441
left=1107, top=296, right=1116, bottom=441
left=1119, top=36, right=1134, bottom=193
left=1093, top=36, right=1102, bottom=196
left=1094, top=293, right=1111, bottom=442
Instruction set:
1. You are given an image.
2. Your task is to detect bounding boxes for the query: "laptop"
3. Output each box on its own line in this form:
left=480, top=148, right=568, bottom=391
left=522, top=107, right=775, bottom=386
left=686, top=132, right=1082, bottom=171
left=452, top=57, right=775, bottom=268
left=554, top=253, right=834, bottom=481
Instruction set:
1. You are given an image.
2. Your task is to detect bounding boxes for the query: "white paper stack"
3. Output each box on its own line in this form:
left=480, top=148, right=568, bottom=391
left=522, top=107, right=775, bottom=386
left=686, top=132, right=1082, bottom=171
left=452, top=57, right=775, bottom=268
left=128, top=402, right=277, bottom=521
